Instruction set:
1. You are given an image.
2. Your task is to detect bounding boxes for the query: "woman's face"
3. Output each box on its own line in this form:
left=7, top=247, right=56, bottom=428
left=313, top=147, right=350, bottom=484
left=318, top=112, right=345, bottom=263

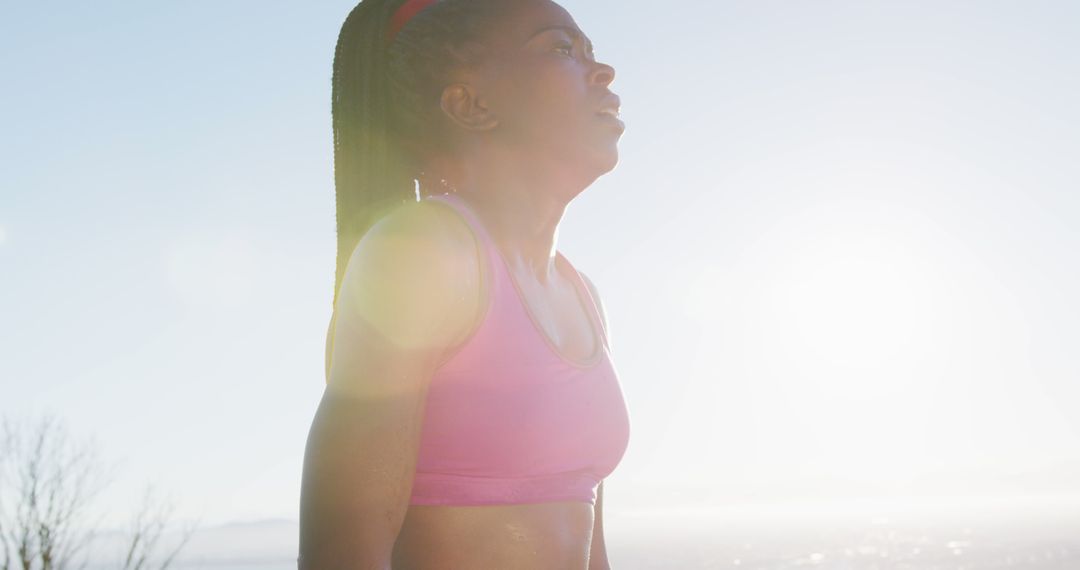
left=468, top=0, right=623, bottom=182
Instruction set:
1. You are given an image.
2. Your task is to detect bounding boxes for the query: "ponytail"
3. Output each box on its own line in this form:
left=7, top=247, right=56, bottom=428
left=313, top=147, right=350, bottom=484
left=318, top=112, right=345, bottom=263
left=331, top=0, right=417, bottom=310
left=330, top=0, right=514, bottom=309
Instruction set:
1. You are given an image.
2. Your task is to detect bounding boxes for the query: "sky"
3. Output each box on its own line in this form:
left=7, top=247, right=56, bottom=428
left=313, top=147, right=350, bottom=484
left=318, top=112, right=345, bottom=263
left=2, top=0, right=1079, bottom=531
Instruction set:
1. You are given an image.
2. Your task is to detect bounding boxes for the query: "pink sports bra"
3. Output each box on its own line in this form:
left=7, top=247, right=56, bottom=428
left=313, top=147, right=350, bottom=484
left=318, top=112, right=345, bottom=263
left=408, top=192, right=631, bottom=506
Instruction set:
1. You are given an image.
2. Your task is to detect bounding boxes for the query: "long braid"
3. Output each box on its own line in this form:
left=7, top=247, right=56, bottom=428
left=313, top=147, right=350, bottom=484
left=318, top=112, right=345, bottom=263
left=330, top=0, right=515, bottom=310
left=330, top=0, right=411, bottom=310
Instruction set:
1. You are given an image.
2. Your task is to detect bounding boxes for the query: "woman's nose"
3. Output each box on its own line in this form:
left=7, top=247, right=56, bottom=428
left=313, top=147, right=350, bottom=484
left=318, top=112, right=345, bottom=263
left=590, top=61, right=616, bottom=87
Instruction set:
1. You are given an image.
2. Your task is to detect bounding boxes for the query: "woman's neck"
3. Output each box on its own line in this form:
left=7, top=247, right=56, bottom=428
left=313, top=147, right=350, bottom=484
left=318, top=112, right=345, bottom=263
left=421, top=155, right=587, bottom=283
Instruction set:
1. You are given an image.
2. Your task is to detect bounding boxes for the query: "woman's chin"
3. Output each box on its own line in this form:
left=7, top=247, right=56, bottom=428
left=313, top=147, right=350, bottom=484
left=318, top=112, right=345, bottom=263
left=591, top=144, right=620, bottom=174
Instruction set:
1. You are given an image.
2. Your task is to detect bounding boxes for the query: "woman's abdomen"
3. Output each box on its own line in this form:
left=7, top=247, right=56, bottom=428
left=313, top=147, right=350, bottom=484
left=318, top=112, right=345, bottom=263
left=392, top=501, right=595, bottom=569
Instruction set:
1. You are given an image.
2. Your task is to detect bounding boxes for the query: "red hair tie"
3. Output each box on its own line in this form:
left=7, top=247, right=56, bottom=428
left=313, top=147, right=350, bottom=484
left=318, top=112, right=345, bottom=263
left=386, top=0, right=439, bottom=44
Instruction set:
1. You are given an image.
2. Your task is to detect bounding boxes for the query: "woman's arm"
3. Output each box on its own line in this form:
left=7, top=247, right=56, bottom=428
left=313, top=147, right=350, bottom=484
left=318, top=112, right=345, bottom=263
left=299, top=201, right=482, bottom=569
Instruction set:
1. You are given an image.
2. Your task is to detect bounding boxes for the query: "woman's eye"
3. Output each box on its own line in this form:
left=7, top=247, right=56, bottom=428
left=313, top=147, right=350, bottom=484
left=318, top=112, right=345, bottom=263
left=554, top=43, right=574, bottom=56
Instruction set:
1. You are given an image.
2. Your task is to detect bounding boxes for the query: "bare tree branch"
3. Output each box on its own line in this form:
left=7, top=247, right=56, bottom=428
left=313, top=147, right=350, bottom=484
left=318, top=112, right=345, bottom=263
left=2, top=415, right=197, bottom=570
left=118, top=485, right=197, bottom=570
left=1, top=423, right=11, bottom=570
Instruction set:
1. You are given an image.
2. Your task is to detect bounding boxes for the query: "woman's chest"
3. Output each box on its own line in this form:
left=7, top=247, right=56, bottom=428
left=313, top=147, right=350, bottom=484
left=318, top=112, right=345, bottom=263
left=511, top=269, right=600, bottom=364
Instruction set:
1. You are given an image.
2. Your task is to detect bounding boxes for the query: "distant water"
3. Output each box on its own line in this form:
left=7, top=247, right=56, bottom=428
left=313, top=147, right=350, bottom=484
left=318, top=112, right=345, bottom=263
left=606, top=499, right=1080, bottom=569
left=95, top=498, right=1080, bottom=569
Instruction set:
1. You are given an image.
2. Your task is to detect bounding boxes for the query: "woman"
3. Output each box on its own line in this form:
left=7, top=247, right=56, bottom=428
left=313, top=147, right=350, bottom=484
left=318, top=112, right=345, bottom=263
left=298, top=0, right=630, bottom=567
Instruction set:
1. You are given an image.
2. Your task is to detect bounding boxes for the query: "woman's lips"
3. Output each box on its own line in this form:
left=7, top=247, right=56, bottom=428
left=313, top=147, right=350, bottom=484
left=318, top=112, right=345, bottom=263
left=595, top=112, right=625, bottom=131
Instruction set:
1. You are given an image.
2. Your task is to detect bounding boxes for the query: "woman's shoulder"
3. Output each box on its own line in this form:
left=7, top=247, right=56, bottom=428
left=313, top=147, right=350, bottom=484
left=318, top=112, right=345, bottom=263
left=386, top=196, right=490, bottom=291
left=334, top=198, right=484, bottom=363
left=363, top=197, right=481, bottom=257
left=340, top=199, right=483, bottom=287
left=346, top=197, right=483, bottom=295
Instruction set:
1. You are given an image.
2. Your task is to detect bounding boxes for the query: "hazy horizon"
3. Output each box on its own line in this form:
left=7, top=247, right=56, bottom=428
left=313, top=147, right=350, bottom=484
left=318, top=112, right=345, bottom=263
left=79, top=497, right=1080, bottom=569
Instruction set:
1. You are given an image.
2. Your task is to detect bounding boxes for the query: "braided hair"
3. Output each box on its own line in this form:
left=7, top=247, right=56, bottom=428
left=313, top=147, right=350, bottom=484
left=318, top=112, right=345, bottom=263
left=330, top=0, right=516, bottom=309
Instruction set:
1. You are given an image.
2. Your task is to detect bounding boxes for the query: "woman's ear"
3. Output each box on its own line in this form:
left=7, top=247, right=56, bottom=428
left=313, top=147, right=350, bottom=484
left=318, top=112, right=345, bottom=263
left=439, top=83, right=499, bottom=132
